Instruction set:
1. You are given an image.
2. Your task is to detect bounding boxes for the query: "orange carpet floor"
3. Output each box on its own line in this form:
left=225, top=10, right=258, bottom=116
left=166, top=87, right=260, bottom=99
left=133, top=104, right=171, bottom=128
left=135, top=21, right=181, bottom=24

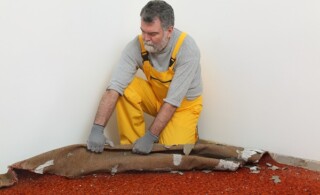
left=1, top=154, right=319, bottom=194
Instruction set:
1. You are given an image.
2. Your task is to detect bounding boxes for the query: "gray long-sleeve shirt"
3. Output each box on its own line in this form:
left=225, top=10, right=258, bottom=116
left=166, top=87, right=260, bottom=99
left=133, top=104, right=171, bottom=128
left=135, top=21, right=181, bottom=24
left=107, top=28, right=202, bottom=107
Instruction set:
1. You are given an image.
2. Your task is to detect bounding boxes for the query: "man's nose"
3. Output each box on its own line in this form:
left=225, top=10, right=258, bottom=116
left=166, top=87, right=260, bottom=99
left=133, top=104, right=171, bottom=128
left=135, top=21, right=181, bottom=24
left=143, top=33, right=151, bottom=42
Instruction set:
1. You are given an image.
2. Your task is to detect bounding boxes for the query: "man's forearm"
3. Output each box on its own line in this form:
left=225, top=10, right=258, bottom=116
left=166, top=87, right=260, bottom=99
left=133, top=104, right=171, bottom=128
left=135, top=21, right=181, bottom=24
left=94, top=89, right=120, bottom=126
left=149, top=102, right=177, bottom=136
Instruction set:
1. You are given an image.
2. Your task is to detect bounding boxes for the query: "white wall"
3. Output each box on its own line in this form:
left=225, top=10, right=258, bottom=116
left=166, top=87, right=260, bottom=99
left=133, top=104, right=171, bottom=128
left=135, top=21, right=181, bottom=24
left=1, top=0, right=319, bottom=173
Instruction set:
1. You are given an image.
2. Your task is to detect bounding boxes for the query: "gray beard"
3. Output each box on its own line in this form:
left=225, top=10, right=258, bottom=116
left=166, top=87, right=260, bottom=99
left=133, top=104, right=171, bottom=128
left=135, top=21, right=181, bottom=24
left=144, top=36, right=169, bottom=53
left=144, top=44, right=158, bottom=53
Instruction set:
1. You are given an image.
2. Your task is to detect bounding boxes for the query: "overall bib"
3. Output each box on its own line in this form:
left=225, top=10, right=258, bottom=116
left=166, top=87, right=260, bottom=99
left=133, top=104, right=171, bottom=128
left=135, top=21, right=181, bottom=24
left=116, top=32, right=203, bottom=145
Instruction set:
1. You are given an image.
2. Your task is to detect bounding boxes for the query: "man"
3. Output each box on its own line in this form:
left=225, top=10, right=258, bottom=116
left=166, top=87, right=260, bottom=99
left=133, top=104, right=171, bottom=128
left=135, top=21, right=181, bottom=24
left=87, top=0, right=203, bottom=154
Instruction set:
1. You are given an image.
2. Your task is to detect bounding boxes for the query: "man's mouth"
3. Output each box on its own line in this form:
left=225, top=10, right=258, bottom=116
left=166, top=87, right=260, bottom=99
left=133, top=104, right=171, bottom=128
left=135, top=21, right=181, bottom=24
left=144, top=42, right=154, bottom=47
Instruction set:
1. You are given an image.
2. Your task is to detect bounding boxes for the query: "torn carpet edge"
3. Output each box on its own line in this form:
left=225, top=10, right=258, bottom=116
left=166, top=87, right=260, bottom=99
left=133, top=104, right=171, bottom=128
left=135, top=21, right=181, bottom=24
left=0, top=142, right=265, bottom=188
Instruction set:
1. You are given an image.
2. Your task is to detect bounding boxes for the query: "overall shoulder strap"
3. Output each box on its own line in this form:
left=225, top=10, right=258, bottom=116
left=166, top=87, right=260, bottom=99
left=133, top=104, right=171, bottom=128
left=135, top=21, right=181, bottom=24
left=138, top=35, right=149, bottom=62
left=169, top=32, right=188, bottom=67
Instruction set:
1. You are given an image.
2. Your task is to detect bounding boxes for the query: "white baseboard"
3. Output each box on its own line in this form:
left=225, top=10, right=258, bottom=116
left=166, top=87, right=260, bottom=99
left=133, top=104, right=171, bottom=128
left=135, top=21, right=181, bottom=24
left=270, top=152, right=320, bottom=172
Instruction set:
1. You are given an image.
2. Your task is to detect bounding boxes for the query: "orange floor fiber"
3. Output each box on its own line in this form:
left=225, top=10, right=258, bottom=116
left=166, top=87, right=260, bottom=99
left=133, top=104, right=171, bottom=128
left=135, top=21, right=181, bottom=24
left=1, top=155, right=319, bottom=194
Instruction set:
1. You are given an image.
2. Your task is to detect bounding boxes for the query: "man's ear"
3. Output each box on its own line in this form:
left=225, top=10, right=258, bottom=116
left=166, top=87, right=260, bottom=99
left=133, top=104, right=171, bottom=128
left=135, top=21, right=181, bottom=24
left=167, top=26, right=174, bottom=37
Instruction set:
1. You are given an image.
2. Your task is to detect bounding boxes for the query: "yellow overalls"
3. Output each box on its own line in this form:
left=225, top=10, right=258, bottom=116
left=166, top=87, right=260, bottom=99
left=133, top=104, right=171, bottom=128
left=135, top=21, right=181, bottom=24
left=116, top=32, right=203, bottom=145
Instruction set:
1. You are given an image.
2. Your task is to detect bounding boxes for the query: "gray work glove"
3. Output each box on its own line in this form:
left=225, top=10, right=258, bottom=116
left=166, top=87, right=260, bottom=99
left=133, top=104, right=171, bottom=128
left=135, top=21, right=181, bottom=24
left=132, top=131, right=159, bottom=154
left=87, top=124, right=114, bottom=153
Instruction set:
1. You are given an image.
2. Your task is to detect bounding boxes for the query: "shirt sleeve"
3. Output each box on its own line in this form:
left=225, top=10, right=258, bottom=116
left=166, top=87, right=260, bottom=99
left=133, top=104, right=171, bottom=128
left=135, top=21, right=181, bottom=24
left=164, top=35, right=202, bottom=107
left=107, top=37, right=142, bottom=95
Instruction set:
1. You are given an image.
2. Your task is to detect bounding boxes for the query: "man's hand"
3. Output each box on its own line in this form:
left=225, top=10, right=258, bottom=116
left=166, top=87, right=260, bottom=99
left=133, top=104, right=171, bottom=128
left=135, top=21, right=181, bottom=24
left=87, top=124, right=114, bottom=153
left=132, top=131, right=159, bottom=154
